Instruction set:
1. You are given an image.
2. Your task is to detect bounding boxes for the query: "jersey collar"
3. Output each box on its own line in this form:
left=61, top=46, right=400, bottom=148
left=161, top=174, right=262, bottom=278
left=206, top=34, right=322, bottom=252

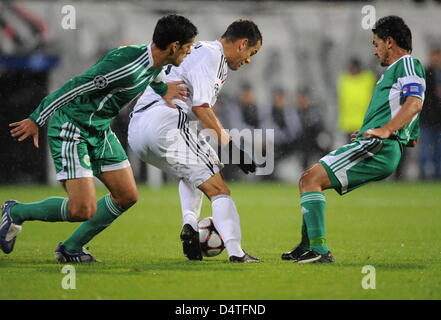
left=387, top=54, right=411, bottom=70
left=214, top=40, right=225, bottom=55
left=147, top=43, right=155, bottom=67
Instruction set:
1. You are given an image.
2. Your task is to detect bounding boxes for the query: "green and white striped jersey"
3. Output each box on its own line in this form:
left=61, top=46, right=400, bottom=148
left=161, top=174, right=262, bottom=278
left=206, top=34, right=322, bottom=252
left=29, top=44, right=167, bottom=131
left=358, top=54, right=426, bottom=145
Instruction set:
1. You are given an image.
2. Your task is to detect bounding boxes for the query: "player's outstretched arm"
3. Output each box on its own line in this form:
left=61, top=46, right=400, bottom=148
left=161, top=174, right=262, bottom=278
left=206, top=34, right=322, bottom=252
left=192, top=104, right=231, bottom=146
left=363, top=96, right=423, bottom=140
left=192, top=104, right=256, bottom=174
left=29, top=46, right=147, bottom=127
left=9, top=118, right=39, bottom=148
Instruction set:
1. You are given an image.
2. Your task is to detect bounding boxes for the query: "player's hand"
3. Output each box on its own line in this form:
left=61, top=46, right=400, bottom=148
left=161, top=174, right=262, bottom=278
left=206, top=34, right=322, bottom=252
left=362, top=127, right=391, bottom=140
left=226, top=140, right=256, bottom=174
left=162, top=81, right=189, bottom=108
left=350, top=130, right=359, bottom=142
left=406, top=139, right=418, bottom=147
left=9, top=118, right=39, bottom=148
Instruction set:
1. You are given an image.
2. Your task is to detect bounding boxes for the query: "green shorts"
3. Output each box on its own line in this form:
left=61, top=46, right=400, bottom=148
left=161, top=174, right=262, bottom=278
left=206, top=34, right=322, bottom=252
left=319, top=138, right=402, bottom=195
left=47, top=110, right=129, bottom=181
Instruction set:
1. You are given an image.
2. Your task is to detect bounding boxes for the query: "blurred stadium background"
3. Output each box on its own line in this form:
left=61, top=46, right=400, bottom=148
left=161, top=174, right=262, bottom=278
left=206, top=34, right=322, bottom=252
left=1, top=0, right=441, bottom=186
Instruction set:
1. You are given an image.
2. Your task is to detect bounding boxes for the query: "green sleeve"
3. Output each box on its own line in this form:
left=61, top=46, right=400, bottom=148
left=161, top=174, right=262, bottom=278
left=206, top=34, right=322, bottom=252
left=149, top=69, right=168, bottom=96
left=150, top=81, right=168, bottom=96
left=29, top=45, right=147, bottom=126
left=413, top=59, right=426, bottom=79
left=406, top=60, right=426, bottom=100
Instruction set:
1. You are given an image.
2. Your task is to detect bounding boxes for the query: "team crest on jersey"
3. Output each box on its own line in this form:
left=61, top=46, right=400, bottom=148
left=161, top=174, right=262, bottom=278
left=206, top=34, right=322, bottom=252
left=94, top=75, right=108, bottom=89
left=82, top=155, right=91, bottom=167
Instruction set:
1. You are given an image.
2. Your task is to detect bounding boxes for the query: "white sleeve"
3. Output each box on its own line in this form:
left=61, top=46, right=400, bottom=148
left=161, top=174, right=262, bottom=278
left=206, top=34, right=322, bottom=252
left=398, top=75, right=426, bottom=100
left=185, top=54, right=218, bottom=107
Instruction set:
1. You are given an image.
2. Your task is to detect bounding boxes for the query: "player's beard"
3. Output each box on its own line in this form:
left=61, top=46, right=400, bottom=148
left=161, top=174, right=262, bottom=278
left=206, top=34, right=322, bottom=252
left=380, top=52, right=390, bottom=67
left=168, top=47, right=180, bottom=66
left=227, top=61, right=240, bottom=71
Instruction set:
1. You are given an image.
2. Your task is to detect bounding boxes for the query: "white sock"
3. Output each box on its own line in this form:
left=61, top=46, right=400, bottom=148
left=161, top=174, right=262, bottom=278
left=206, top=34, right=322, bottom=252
left=179, top=180, right=203, bottom=231
left=211, top=195, right=244, bottom=257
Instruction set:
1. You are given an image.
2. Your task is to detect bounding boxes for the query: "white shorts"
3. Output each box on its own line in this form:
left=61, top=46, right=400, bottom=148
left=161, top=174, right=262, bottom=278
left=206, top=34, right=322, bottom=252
left=128, top=104, right=222, bottom=188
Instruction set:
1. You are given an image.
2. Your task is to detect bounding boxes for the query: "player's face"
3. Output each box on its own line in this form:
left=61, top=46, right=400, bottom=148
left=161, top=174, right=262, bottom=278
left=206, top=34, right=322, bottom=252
left=228, top=39, right=262, bottom=71
left=170, top=38, right=195, bottom=66
left=373, top=34, right=389, bottom=67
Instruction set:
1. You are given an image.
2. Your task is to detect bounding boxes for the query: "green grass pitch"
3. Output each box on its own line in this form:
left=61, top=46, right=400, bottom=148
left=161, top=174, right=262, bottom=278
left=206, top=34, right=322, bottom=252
left=1, top=182, right=440, bottom=300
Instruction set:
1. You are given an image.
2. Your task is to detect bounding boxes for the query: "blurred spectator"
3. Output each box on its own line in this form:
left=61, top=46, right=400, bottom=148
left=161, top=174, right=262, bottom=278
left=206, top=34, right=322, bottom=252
left=0, top=2, right=58, bottom=184
left=224, top=82, right=261, bottom=130
left=267, top=88, right=301, bottom=161
left=337, top=58, right=376, bottom=141
left=259, top=88, right=301, bottom=181
left=216, top=83, right=263, bottom=181
left=294, top=88, right=329, bottom=170
left=419, top=48, right=441, bottom=180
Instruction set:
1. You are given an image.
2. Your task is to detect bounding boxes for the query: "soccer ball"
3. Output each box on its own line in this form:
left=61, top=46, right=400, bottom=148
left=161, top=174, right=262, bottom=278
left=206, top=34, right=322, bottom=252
left=198, top=217, right=225, bottom=257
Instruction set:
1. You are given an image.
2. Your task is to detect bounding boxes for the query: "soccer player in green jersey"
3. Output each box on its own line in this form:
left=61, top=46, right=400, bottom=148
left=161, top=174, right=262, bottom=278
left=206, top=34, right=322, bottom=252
left=0, top=14, right=198, bottom=263
left=282, top=16, right=426, bottom=263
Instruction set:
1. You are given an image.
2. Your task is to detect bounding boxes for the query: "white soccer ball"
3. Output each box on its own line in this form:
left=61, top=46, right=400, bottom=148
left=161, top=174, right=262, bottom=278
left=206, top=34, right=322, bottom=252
left=198, top=217, right=225, bottom=257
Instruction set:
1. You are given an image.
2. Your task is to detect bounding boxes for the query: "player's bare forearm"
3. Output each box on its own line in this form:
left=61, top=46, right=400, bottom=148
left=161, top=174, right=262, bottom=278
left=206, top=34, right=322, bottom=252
left=383, top=96, right=423, bottom=133
left=192, top=104, right=231, bottom=146
left=363, top=96, right=423, bottom=139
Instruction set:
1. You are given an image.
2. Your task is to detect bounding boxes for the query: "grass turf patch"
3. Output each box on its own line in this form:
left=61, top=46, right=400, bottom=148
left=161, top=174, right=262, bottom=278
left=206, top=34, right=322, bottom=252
left=0, top=182, right=440, bottom=299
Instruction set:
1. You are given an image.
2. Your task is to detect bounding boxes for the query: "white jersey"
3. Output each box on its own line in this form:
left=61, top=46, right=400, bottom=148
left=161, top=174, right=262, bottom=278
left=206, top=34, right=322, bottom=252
left=133, top=40, right=228, bottom=116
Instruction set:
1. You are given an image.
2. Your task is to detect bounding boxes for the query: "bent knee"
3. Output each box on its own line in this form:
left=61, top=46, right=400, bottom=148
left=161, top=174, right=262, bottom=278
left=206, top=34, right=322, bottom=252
left=298, top=166, right=323, bottom=194
left=113, top=191, right=139, bottom=210
left=204, top=184, right=230, bottom=199
left=68, top=202, right=97, bottom=221
left=298, top=170, right=313, bottom=192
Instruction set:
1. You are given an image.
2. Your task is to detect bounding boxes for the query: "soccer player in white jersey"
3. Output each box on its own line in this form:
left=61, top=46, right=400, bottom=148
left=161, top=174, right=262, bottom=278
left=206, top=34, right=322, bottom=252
left=129, top=20, right=262, bottom=262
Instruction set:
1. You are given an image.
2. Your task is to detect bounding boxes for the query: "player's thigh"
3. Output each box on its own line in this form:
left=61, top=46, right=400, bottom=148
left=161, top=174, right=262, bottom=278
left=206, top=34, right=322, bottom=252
left=97, top=166, right=138, bottom=209
left=62, top=178, right=97, bottom=221
left=319, top=138, right=400, bottom=195
left=86, top=128, right=137, bottom=208
left=89, top=128, right=130, bottom=177
left=346, top=142, right=400, bottom=185
left=48, top=112, right=94, bottom=181
left=132, top=115, right=223, bottom=193
left=147, top=138, right=224, bottom=197
left=128, top=106, right=179, bottom=159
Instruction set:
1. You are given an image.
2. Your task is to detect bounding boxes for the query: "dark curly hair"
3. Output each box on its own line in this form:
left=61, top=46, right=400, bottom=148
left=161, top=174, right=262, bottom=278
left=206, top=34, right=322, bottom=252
left=153, top=14, right=198, bottom=50
left=372, top=16, right=412, bottom=52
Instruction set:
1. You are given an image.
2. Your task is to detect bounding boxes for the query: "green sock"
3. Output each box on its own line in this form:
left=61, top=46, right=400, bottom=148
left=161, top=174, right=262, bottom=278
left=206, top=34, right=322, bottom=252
left=63, top=194, right=125, bottom=253
left=301, top=192, right=328, bottom=255
left=10, top=197, right=70, bottom=225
